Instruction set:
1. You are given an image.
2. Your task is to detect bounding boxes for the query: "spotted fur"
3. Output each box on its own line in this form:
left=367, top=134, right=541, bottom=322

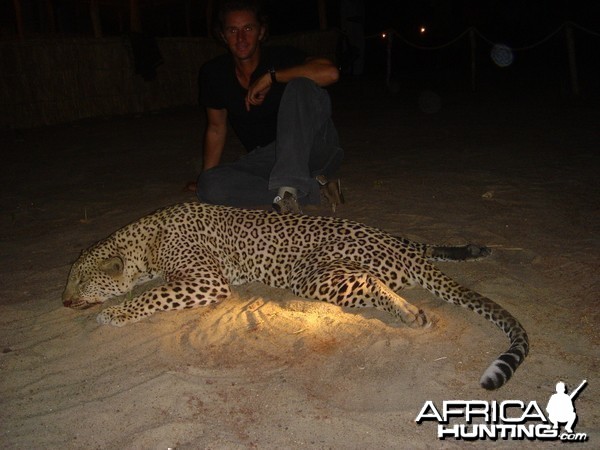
left=63, top=202, right=528, bottom=390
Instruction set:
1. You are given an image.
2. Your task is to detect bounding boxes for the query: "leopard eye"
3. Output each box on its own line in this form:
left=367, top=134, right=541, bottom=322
left=77, top=271, right=91, bottom=285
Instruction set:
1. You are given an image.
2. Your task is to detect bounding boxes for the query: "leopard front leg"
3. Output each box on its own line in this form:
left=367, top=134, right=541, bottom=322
left=96, top=278, right=231, bottom=326
left=97, top=254, right=231, bottom=326
left=289, top=258, right=428, bottom=327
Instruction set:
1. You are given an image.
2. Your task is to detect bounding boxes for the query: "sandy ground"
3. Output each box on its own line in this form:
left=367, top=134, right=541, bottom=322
left=1, top=79, right=599, bottom=448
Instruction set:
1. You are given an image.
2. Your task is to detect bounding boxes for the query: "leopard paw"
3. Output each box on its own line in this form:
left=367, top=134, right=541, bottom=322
left=415, top=308, right=429, bottom=327
left=96, top=306, right=133, bottom=327
left=396, top=304, right=430, bottom=328
left=405, top=308, right=429, bottom=328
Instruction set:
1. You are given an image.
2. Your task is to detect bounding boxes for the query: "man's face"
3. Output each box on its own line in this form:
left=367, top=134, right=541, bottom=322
left=221, top=10, right=265, bottom=61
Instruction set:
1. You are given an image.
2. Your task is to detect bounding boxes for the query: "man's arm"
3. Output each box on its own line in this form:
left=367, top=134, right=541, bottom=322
left=245, top=57, right=339, bottom=110
left=275, top=57, right=339, bottom=87
left=202, top=107, right=228, bottom=171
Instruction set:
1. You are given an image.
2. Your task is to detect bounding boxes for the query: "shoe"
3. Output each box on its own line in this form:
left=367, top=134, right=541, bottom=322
left=273, top=191, right=303, bottom=214
left=316, top=175, right=345, bottom=213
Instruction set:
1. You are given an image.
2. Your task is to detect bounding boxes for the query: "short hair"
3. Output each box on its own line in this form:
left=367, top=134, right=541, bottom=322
left=214, top=0, right=269, bottom=39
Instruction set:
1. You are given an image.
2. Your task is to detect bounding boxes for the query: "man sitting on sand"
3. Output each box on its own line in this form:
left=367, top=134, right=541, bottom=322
left=192, top=0, right=344, bottom=214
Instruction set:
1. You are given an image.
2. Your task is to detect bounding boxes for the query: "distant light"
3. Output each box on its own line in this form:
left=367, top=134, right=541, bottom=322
left=420, top=26, right=426, bottom=34
left=381, top=32, right=387, bottom=39
left=418, top=90, right=442, bottom=114
left=491, top=44, right=514, bottom=67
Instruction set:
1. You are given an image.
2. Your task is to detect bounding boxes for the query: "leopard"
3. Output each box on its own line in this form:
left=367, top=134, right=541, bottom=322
left=63, top=202, right=529, bottom=390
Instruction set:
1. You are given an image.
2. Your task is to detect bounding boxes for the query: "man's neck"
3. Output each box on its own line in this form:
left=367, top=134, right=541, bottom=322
left=234, top=49, right=261, bottom=89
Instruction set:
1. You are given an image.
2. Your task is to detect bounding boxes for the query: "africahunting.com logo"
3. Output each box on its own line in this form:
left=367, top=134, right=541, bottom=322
left=416, top=380, right=588, bottom=442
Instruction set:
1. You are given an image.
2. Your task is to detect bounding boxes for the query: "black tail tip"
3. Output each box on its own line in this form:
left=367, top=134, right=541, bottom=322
left=480, top=377, right=500, bottom=390
left=480, top=368, right=511, bottom=390
left=466, top=244, right=491, bottom=259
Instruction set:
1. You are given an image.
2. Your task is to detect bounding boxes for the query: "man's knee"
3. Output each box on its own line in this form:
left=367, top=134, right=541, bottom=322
left=284, top=77, right=321, bottom=99
left=279, top=77, right=332, bottom=127
left=287, top=76, right=317, bottom=89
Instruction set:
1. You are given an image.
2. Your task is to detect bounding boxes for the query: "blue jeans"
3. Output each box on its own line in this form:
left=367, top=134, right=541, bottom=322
left=196, top=77, right=344, bottom=207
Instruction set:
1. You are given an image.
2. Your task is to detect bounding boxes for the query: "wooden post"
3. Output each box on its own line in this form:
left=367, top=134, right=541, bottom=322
left=130, top=0, right=142, bottom=33
left=318, top=0, right=327, bottom=30
left=90, top=0, right=102, bottom=38
left=12, top=0, right=24, bottom=38
left=565, top=23, right=580, bottom=97
left=470, top=28, right=476, bottom=92
left=206, top=0, right=214, bottom=37
left=118, top=7, right=124, bottom=33
left=45, top=0, right=56, bottom=33
left=184, top=0, right=192, bottom=37
left=386, top=31, right=392, bottom=87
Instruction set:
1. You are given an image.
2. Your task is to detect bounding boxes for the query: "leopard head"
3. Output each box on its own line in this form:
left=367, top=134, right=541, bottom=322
left=62, top=248, right=131, bottom=309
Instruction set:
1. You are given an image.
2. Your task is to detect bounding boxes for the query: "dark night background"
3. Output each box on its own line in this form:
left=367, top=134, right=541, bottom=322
left=4, top=1, right=599, bottom=37
left=2, top=1, right=599, bottom=100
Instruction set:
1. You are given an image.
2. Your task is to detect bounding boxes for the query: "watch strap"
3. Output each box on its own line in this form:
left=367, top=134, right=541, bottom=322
left=269, top=66, right=277, bottom=83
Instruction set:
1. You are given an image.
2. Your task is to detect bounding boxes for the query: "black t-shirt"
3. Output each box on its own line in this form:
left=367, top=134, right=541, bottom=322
left=199, top=46, right=306, bottom=152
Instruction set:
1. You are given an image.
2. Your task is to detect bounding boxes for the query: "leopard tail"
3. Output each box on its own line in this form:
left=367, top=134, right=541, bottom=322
left=393, top=237, right=492, bottom=262
left=423, top=244, right=491, bottom=262
left=413, top=261, right=529, bottom=390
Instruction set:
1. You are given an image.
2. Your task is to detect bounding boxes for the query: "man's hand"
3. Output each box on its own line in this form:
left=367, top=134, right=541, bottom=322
left=245, top=73, right=272, bottom=111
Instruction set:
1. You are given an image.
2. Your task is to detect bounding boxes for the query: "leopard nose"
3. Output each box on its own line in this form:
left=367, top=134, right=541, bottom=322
left=62, top=291, right=75, bottom=307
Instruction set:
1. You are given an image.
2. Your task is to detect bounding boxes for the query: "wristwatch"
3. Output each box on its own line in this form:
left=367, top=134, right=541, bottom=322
left=268, top=66, right=277, bottom=83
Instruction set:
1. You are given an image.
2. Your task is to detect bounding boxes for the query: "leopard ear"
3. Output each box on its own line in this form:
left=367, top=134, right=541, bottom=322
left=99, top=256, right=124, bottom=277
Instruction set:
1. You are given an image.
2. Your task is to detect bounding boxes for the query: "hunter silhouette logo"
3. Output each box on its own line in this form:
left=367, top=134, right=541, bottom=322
left=546, top=380, right=587, bottom=434
left=415, top=379, right=589, bottom=441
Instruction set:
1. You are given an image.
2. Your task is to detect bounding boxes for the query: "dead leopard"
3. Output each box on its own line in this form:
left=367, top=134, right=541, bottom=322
left=63, top=202, right=528, bottom=390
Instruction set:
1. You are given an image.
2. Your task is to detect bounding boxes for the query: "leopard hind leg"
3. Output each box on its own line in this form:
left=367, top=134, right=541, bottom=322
left=289, top=258, right=428, bottom=327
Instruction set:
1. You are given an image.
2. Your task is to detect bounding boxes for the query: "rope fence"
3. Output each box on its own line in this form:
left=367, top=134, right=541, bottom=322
left=367, top=21, right=600, bottom=96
